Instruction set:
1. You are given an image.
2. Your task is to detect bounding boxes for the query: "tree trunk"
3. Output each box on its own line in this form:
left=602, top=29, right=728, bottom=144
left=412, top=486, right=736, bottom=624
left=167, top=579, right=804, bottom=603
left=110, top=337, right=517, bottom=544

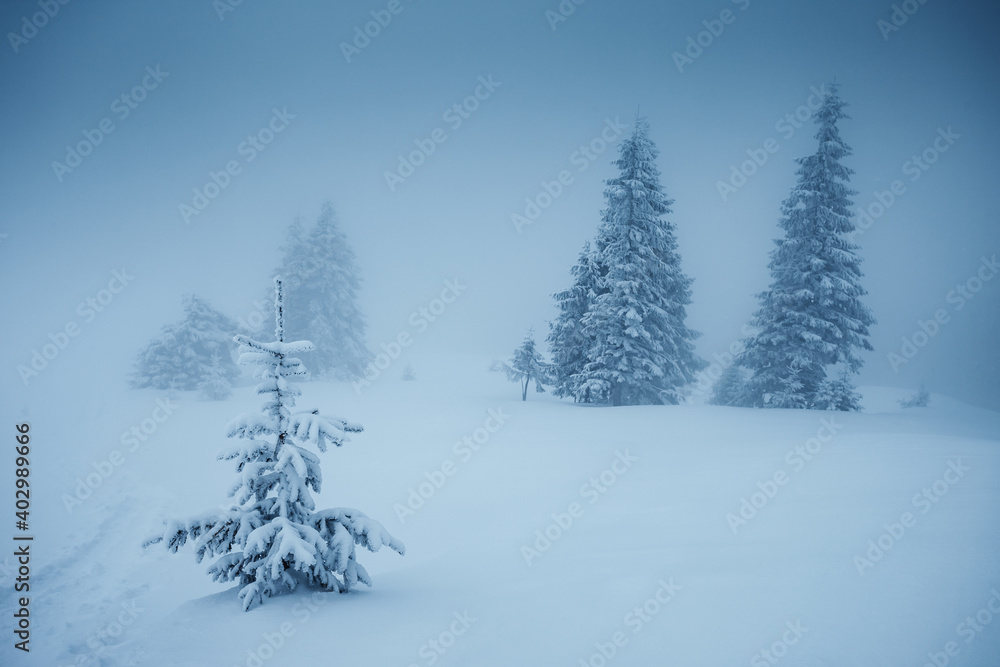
left=521, top=377, right=528, bottom=401
left=611, top=382, right=623, bottom=407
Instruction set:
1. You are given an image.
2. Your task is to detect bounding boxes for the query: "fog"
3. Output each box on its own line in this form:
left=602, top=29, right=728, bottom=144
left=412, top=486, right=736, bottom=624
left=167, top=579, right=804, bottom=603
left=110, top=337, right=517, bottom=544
left=2, top=0, right=998, bottom=409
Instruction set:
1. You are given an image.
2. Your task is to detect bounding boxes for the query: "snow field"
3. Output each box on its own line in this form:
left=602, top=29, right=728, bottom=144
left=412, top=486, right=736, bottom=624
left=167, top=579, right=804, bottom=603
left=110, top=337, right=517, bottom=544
left=2, top=353, right=998, bottom=665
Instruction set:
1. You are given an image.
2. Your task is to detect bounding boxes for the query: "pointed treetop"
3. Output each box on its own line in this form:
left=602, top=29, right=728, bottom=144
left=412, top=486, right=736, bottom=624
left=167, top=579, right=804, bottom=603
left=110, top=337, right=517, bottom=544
left=812, top=83, right=851, bottom=154
left=629, top=114, right=651, bottom=142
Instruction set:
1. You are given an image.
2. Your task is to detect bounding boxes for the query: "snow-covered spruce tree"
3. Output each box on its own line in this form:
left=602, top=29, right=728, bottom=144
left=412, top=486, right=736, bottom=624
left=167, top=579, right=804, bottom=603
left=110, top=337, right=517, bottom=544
left=813, top=368, right=863, bottom=411
left=575, top=117, right=705, bottom=406
left=129, top=294, right=240, bottom=391
left=766, top=364, right=810, bottom=409
left=276, top=203, right=372, bottom=381
left=144, top=277, right=403, bottom=611
left=547, top=241, right=605, bottom=402
left=400, top=363, right=416, bottom=381
left=198, top=353, right=233, bottom=401
left=502, top=331, right=550, bottom=401
left=709, top=362, right=750, bottom=407
left=737, top=84, right=875, bottom=409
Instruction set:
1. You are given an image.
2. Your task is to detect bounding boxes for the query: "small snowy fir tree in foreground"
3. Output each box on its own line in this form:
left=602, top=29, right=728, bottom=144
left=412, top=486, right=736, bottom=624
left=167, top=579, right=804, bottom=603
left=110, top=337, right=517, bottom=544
left=144, top=277, right=403, bottom=611
left=899, top=384, right=930, bottom=408
left=502, top=331, right=550, bottom=401
left=130, top=294, right=240, bottom=391
left=737, top=84, right=875, bottom=410
left=198, top=353, right=233, bottom=400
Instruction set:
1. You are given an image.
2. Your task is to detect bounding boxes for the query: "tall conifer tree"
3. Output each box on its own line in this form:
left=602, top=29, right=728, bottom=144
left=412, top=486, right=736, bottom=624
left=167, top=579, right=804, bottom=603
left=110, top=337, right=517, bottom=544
left=576, top=118, right=705, bottom=406
left=738, top=85, right=875, bottom=409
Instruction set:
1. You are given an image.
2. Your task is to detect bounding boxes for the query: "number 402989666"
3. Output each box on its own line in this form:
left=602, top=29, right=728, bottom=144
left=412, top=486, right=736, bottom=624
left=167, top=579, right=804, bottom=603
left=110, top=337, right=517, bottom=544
left=15, top=423, right=30, bottom=531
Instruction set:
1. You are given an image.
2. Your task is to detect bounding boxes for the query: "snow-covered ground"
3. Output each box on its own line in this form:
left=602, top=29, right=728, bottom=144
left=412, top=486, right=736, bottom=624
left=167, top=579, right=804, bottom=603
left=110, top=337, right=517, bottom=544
left=4, top=353, right=999, bottom=666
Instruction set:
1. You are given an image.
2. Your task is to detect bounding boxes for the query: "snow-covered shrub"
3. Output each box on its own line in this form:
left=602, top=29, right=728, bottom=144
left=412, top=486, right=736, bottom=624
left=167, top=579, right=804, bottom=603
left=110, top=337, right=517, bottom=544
left=899, top=385, right=930, bottom=409
left=812, top=371, right=863, bottom=412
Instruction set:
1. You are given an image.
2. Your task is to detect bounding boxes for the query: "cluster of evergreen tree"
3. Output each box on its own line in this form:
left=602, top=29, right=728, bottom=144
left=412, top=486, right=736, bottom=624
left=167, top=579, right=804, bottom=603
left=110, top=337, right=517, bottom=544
left=543, top=87, right=874, bottom=410
left=547, top=118, right=706, bottom=406
left=129, top=202, right=372, bottom=394
left=714, top=84, right=875, bottom=411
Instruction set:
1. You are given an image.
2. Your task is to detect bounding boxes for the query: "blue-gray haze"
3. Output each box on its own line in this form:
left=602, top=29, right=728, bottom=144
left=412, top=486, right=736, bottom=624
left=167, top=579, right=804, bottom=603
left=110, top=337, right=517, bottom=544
left=1, top=0, right=997, bottom=409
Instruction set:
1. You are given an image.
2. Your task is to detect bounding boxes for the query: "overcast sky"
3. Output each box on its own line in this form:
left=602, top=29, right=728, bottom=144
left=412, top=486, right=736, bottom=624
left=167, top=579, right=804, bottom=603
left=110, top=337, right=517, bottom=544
left=2, top=0, right=998, bottom=410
